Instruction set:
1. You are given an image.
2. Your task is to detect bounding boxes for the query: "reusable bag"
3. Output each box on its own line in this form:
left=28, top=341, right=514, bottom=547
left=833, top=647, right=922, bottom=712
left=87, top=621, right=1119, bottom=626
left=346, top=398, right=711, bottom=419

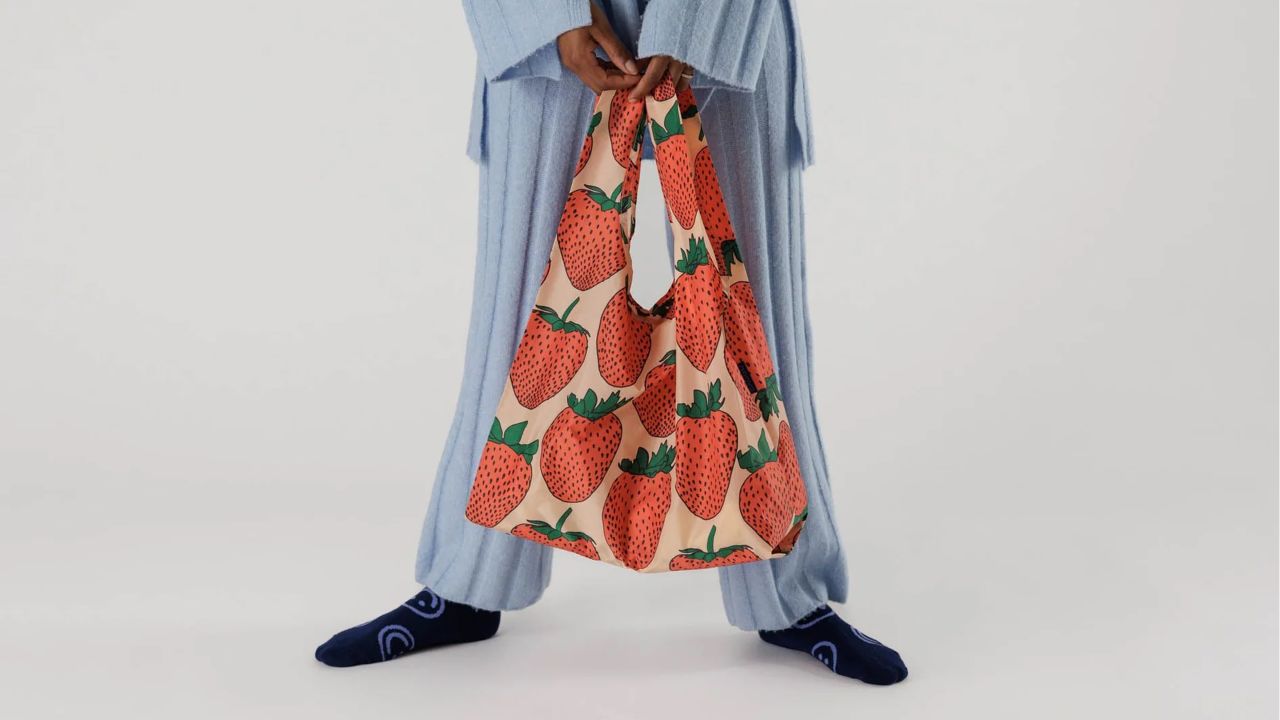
left=464, top=79, right=807, bottom=572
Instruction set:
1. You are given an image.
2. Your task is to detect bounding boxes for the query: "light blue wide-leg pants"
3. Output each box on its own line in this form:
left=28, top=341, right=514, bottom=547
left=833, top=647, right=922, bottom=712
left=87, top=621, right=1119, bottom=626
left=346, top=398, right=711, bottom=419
left=416, top=51, right=848, bottom=634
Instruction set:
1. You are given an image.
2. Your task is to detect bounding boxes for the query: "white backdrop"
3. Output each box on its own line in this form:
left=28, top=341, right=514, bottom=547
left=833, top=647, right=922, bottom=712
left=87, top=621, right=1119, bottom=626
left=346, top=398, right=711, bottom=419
left=1, top=1, right=1275, bottom=718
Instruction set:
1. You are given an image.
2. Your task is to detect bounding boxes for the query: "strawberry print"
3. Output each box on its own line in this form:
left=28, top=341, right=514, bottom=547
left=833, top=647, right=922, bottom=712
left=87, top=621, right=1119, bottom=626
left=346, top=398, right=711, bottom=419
left=558, top=184, right=632, bottom=290
left=597, top=288, right=652, bottom=387
left=621, top=158, right=640, bottom=241
left=723, top=281, right=781, bottom=420
left=466, top=87, right=806, bottom=573
left=676, top=85, right=698, bottom=114
left=668, top=526, right=759, bottom=571
left=609, top=91, right=645, bottom=167
left=694, top=147, right=735, bottom=249
left=633, top=350, right=677, bottom=437
left=737, top=430, right=791, bottom=547
left=674, top=237, right=724, bottom=372
left=510, top=298, right=589, bottom=409
left=512, top=508, right=600, bottom=560
left=464, top=419, right=538, bottom=527
left=674, top=381, right=737, bottom=519
left=776, top=421, right=807, bottom=516
left=602, top=444, right=675, bottom=570
left=652, top=76, right=676, bottom=102
left=649, top=103, right=698, bottom=229
left=715, top=238, right=742, bottom=276
left=541, top=389, right=629, bottom=502
left=576, top=111, right=601, bottom=176
left=775, top=514, right=806, bottom=554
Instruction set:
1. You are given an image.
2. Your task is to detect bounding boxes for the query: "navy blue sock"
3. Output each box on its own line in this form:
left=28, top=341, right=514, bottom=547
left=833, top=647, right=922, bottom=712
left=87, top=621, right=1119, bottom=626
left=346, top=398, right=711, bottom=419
left=759, top=605, right=908, bottom=685
left=314, top=588, right=500, bottom=667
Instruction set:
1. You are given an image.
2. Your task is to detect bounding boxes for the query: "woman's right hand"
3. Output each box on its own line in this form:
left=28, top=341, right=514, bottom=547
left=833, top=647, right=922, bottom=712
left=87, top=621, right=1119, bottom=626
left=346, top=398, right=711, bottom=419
left=557, top=3, right=640, bottom=93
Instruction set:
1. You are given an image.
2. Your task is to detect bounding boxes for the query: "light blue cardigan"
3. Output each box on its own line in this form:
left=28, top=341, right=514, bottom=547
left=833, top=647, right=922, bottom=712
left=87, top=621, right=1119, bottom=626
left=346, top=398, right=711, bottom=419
left=461, top=0, right=814, bottom=166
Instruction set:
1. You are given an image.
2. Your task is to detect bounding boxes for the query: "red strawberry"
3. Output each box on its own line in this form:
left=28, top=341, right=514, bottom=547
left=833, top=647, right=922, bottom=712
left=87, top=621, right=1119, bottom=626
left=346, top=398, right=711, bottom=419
left=512, top=507, right=600, bottom=560
left=652, top=76, right=676, bottom=101
left=510, top=298, right=589, bottom=409
left=737, top=430, right=791, bottom=547
left=464, top=419, right=538, bottom=527
left=649, top=104, right=698, bottom=229
left=674, top=237, right=724, bottom=372
left=776, top=421, right=807, bottom=516
left=714, top=238, right=741, bottom=277
left=676, top=85, right=698, bottom=114
left=674, top=380, right=737, bottom=519
left=541, top=389, right=629, bottom=502
left=575, top=111, right=601, bottom=176
left=602, top=444, right=675, bottom=570
left=597, top=288, right=652, bottom=387
left=557, top=184, right=631, bottom=290
left=723, top=281, right=780, bottom=420
left=609, top=91, right=645, bottom=167
left=633, top=350, right=677, bottom=437
left=694, top=147, right=734, bottom=246
left=668, top=525, right=759, bottom=571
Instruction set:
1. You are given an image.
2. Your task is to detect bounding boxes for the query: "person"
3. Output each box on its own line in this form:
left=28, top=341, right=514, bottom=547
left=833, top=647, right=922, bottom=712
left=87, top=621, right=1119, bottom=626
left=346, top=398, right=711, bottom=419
left=314, top=0, right=907, bottom=685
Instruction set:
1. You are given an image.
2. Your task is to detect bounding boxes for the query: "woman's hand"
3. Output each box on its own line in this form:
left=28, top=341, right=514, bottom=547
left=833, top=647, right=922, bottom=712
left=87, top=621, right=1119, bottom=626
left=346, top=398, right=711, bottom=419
left=557, top=4, right=694, bottom=98
left=628, top=56, right=692, bottom=101
left=557, top=3, right=640, bottom=93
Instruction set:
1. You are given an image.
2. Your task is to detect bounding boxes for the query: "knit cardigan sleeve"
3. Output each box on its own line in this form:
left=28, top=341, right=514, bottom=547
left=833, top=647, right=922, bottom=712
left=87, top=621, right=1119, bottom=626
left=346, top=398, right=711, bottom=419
left=637, top=0, right=779, bottom=91
left=462, top=0, right=592, bottom=81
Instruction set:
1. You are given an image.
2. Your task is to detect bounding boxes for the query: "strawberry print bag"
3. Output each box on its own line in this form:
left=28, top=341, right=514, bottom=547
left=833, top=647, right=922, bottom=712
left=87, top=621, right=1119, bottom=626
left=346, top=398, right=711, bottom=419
left=463, top=79, right=807, bottom=573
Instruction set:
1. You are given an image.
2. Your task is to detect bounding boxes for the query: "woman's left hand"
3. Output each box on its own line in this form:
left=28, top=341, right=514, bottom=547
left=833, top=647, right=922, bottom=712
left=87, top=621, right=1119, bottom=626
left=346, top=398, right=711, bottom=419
left=629, top=56, right=693, bottom=100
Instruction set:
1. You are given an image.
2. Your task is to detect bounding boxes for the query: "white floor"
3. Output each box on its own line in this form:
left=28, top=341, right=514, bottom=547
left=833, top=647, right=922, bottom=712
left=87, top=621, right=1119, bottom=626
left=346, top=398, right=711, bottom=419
left=2, top=474, right=1274, bottom=719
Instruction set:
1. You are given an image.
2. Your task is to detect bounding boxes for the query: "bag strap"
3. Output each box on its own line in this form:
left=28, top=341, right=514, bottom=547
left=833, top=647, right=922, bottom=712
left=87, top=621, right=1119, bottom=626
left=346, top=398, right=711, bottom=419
left=573, top=78, right=738, bottom=279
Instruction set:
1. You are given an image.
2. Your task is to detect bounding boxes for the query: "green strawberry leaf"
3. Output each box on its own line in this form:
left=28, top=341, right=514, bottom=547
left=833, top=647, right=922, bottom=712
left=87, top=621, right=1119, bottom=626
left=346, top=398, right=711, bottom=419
left=662, top=104, right=683, bottom=137
left=618, top=442, right=674, bottom=476
left=502, top=421, right=528, bottom=447
left=674, top=237, right=710, bottom=275
left=757, top=374, right=782, bottom=420
left=737, top=429, right=777, bottom=473
left=720, top=240, right=741, bottom=273
left=675, top=380, right=724, bottom=419
left=536, top=298, right=590, bottom=336
left=568, top=388, right=630, bottom=420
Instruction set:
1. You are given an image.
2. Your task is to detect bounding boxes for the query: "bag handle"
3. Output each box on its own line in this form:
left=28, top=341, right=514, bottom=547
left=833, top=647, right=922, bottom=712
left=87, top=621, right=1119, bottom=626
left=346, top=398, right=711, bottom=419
left=641, top=80, right=739, bottom=281
left=571, top=78, right=739, bottom=297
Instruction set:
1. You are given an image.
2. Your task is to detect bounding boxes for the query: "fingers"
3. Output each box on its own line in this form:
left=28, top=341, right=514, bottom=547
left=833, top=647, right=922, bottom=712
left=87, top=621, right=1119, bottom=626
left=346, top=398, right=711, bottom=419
left=579, top=61, right=640, bottom=92
left=630, top=56, right=669, bottom=100
left=590, top=25, right=638, bottom=75
left=563, top=52, right=635, bottom=93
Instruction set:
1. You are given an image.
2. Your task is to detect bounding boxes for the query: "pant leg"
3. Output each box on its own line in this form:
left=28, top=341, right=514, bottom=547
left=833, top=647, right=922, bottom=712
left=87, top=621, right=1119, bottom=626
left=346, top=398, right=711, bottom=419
left=415, top=76, right=596, bottom=611
left=703, top=23, right=851, bottom=632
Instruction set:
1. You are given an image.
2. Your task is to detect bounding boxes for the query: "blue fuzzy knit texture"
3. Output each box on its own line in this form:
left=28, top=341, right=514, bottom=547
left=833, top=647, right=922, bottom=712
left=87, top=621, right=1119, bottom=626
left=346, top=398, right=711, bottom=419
left=461, top=0, right=814, bottom=165
left=418, top=0, right=843, bottom=631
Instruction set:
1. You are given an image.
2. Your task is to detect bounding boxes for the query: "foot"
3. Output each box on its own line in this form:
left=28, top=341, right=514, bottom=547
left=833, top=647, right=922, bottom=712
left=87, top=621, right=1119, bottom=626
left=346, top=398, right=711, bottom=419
left=759, top=605, right=908, bottom=685
left=314, top=588, right=500, bottom=667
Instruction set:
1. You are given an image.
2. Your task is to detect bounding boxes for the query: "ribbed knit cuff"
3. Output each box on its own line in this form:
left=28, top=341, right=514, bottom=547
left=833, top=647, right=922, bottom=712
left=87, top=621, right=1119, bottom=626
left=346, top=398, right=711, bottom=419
left=463, top=0, right=592, bottom=82
left=637, top=0, right=779, bottom=91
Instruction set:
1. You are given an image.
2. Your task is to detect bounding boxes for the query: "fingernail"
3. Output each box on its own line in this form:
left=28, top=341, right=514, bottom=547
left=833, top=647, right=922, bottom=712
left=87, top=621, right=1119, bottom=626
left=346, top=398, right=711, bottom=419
left=624, top=60, right=638, bottom=75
